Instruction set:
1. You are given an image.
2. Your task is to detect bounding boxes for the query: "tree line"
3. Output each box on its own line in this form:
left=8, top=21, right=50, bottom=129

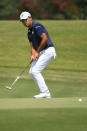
left=0, top=0, right=87, bottom=20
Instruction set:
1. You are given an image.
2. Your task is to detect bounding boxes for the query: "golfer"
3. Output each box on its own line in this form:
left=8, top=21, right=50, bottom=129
left=20, top=11, right=56, bottom=98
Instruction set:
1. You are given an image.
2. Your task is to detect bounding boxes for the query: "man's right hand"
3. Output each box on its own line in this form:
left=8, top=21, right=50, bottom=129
left=31, top=51, right=40, bottom=61
left=31, top=55, right=36, bottom=61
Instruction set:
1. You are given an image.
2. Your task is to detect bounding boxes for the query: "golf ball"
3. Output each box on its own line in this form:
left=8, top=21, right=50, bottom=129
left=78, top=98, right=82, bottom=102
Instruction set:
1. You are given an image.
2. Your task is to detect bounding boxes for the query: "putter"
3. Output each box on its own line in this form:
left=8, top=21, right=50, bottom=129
left=5, top=60, right=33, bottom=90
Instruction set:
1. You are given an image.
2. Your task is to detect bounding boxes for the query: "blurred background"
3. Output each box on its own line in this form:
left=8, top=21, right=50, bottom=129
left=0, top=0, right=87, bottom=20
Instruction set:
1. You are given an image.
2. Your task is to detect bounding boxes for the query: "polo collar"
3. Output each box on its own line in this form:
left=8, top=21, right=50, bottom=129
left=28, top=21, right=35, bottom=30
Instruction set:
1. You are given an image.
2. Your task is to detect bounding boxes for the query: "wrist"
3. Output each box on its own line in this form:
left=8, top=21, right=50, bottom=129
left=37, top=48, right=41, bottom=53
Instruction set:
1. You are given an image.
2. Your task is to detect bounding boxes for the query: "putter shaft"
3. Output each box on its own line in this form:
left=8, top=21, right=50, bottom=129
left=6, top=60, right=33, bottom=89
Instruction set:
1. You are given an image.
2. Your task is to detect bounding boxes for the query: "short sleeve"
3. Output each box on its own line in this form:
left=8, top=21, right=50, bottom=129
left=27, top=32, right=32, bottom=42
left=34, top=25, right=45, bottom=36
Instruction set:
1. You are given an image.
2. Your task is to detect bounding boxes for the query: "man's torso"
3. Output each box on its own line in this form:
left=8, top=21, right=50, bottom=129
left=28, top=21, right=54, bottom=51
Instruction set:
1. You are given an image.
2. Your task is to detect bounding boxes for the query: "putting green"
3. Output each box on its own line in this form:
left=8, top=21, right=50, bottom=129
left=0, top=97, right=87, bottom=109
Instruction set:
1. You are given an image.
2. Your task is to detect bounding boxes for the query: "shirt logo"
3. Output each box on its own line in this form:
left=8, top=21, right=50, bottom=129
left=32, top=31, right=34, bottom=35
left=28, top=30, right=31, bottom=33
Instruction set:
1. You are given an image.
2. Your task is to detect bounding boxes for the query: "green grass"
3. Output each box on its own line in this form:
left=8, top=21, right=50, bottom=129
left=0, top=108, right=87, bottom=131
left=0, top=97, right=87, bottom=109
left=0, top=98, right=87, bottom=131
left=0, top=20, right=87, bottom=131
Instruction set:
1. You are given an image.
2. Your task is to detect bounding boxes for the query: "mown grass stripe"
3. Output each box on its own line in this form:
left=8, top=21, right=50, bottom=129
left=0, top=97, right=87, bottom=109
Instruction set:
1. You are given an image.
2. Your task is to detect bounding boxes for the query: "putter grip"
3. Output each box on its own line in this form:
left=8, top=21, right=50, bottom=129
left=30, top=59, right=33, bottom=64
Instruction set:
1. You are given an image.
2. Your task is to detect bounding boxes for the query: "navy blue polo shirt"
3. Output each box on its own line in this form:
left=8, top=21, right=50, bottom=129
left=28, top=21, right=54, bottom=51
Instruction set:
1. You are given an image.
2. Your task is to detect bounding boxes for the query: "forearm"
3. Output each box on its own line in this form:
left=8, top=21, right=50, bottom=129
left=37, top=39, right=47, bottom=53
left=30, top=42, right=39, bottom=61
left=37, top=33, right=48, bottom=53
left=30, top=33, right=48, bottom=61
left=30, top=42, right=36, bottom=55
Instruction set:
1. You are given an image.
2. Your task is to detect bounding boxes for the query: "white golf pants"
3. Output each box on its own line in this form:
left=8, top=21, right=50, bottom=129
left=29, top=47, right=56, bottom=93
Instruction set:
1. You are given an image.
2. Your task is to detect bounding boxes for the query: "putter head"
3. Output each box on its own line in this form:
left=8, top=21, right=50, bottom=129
left=5, top=86, right=12, bottom=90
